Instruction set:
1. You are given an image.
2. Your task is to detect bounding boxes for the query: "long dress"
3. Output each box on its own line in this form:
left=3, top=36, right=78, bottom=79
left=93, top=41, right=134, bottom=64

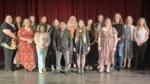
left=99, top=28, right=117, bottom=66
left=124, top=25, right=135, bottom=59
left=18, top=28, right=36, bottom=71
left=86, top=27, right=98, bottom=66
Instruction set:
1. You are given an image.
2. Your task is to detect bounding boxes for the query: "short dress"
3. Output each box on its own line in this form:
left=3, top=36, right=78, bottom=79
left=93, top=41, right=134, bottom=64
left=75, top=32, right=89, bottom=55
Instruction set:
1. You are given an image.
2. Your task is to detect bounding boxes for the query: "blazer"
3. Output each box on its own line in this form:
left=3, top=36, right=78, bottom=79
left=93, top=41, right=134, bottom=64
left=53, top=28, right=71, bottom=52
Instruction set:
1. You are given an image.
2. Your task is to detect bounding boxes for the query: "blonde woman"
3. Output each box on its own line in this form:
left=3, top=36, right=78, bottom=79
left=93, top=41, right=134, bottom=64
left=98, top=18, right=117, bottom=73
left=66, top=16, right=78, bottom=68
left=134, top=17, right=149, bottom=69
left=74, top=19, right=90, bottom=74
left=123, top=16, right=136, bottom=68
left=34, top=24, right=50, bottom=73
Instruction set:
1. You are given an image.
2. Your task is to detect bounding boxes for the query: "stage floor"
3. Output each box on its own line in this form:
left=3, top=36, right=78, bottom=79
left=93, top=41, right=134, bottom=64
left=0, top=70, right=150, bottom=84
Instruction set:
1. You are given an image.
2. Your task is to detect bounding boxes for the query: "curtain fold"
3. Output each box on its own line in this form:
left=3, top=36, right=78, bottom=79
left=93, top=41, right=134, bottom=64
left=1, top=0, right=149, bottom=63
left=0, top=0, right=141, bottom=23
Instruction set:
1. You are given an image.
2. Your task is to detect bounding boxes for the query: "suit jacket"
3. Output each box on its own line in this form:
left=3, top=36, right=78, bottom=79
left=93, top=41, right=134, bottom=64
left=53, top=28, right=71, bottom=52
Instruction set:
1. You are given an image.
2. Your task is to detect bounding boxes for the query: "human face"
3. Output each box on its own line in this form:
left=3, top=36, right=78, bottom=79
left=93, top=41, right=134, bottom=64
left=79, top=20, right=84, bottom=28
left=139, top=18, right=145, bottom=27
left=5, top=15, right=13, bottom=24
left=87, top=19, right=93, bottom=26
left=41, top=16, right=47, bottom=23
left=54, top=19, right=59, bottom=27
left=70, top=16, right=76, bottom=24
left=105, top=19, right=111, bottom=28
left=40, top=26, right=46, bottom=33
left=16, top=16, right=21, bottom=23
left=60, top=22, right=66, bottom=31
left=23, top=19, right=31, bottom=27
left=114, top=14, right=121, bottom=24
left=98, top=15, right=103, bottom=22
left=29, top=16, right=35, bottom=23
left=126, top=16, right=133, bottom=25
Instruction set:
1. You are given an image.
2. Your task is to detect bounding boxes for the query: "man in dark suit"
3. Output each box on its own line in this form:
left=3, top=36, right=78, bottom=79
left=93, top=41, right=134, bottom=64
left=53, top=21, right=71, bottom=73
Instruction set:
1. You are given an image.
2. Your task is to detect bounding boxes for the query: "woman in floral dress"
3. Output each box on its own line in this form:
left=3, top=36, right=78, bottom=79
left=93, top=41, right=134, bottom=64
left=98, top=18, right=118, bottom=73
left=18, top=19, right=36, bottom=71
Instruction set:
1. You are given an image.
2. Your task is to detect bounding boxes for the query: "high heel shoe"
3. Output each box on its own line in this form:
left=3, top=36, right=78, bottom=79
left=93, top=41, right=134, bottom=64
left=99, top=66, right=104, bottom=73
left=39, top=69, right=43, bottom=74
left=106, top=67, right=110, bottom=73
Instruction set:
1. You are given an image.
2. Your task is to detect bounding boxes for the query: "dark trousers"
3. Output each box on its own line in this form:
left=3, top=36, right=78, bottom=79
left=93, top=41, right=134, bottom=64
left=46, top=47, right=56, bottom=68
left=86, top=43, right=98, bottom=66
left=50, top=51, right=56, bottom=66
left=133, top=42, right=147, bottom=69
left=3, top=47, right=15, bottom=71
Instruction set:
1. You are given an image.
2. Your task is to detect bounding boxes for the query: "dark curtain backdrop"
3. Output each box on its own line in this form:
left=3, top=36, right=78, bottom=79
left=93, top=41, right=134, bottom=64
left=0, top=0, right=141, bottom=23
left=0, top=0, right=150, bottom=67
left=141, top=0, right=150, bottom=68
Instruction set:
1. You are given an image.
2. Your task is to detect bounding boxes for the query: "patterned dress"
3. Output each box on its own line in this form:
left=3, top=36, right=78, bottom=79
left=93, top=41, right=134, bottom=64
left=124, top=25, right=135, bottom=59
left=99, top=28, right=117, bottom=66
left=18, top=28, right=36, bottom=71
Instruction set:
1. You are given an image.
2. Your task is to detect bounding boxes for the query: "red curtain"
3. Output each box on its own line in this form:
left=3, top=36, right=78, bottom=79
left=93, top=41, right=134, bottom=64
left=0, top=0, right=142, bottom=60
left=0, top=0, right=141, bottom=23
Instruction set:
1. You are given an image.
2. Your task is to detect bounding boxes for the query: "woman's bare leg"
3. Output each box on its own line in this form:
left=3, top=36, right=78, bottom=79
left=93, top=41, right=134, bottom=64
left=123, top=58, right=127, bottom=68
left=128, top=58, right=131, bottom=68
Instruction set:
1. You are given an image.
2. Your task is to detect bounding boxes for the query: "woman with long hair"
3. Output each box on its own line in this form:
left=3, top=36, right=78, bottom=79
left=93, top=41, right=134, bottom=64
left=18, top=19, right=36, bottom=71
left=113, top=13, right=125, bottom=71
left=15, top=16, right=22, bottom=29
left=85, top=19, right=97, bottom=70
left=98, top=18, right=118, bottom=73
left=34, top=24, right=50, bottom=73
left=66, top=16, right=78, bottom=69
left=74, top=19, right=90, bottom=74
left=29, top=16, right=37, bottom=31
left=37, top=16, right=51, bottom=32
left=134, top=17, right=149, bottom=69
left=123, top=16, right=136, bottom=69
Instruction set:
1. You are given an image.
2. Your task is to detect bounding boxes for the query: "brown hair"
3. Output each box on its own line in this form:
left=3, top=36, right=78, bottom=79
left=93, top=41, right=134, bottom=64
left=38, top=24, right=47, bottom=32
left=75, top=19, right=87, bottom=43
left=113, top=13, right=124, bottom=24
left=39, top=16, right=47, bottom=23
left=22, top=19, right=32, bottom=28
left=104, top=17, right=114, bottom=32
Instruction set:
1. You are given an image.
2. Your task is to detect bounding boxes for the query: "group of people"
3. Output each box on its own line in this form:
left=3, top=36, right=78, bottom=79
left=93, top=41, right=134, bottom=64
left=0, top=13, right=149, bottom=74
